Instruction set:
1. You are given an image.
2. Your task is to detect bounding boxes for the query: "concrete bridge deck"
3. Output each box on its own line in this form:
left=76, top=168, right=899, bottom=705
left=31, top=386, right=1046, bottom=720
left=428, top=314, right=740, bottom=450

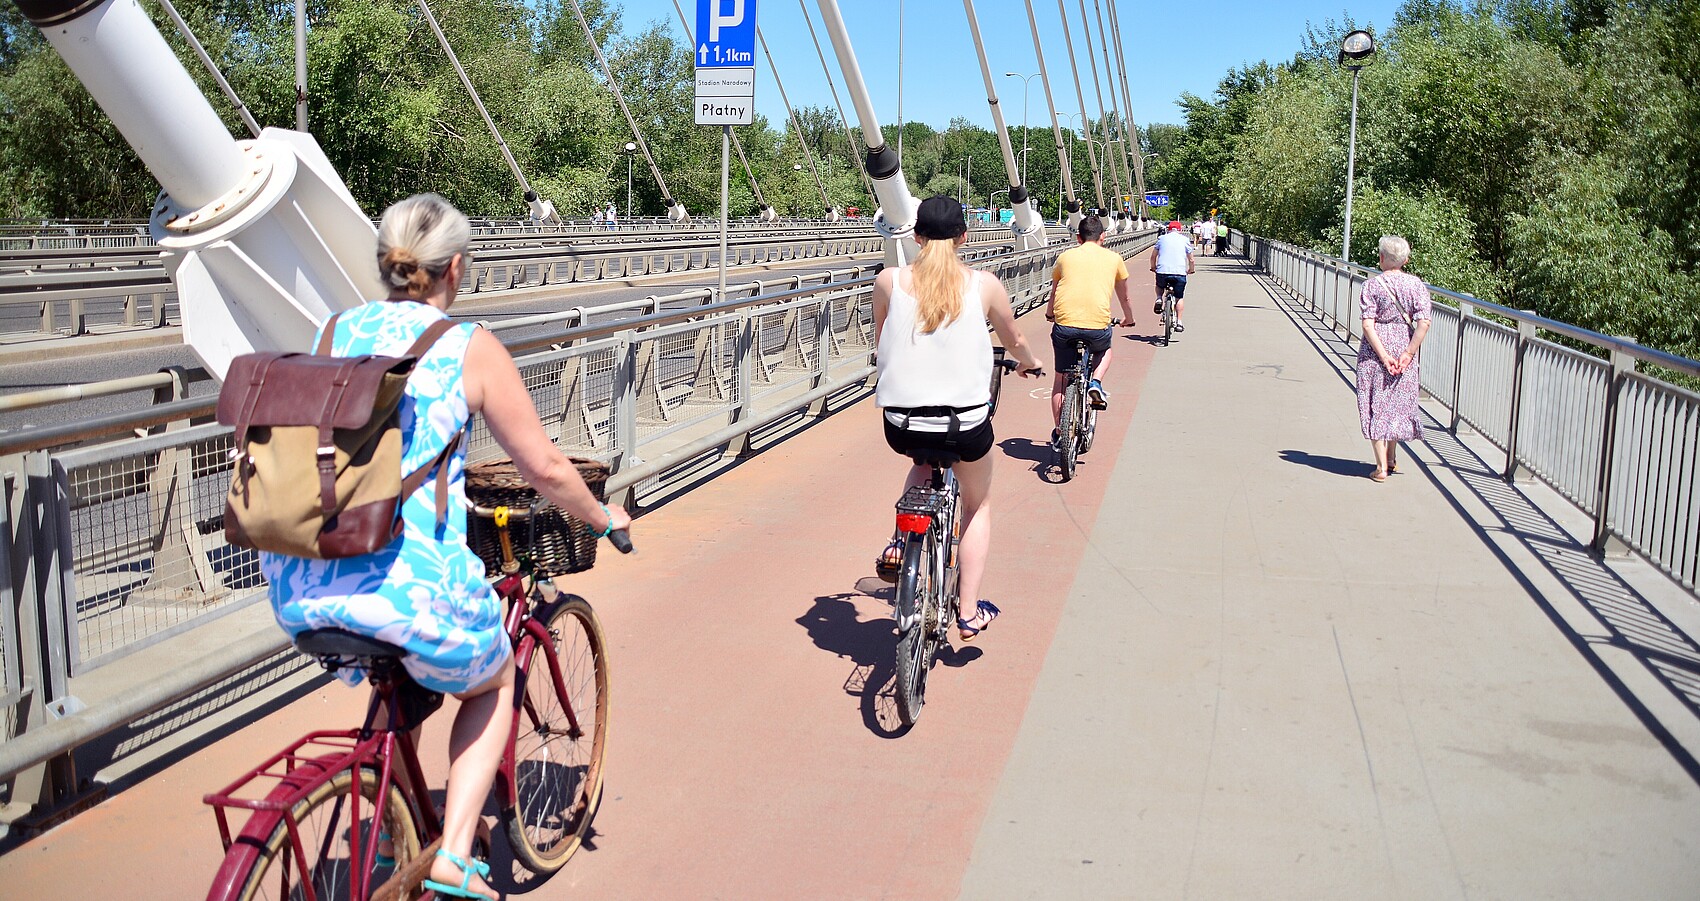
left=2, top=252, right=1696, bottom=899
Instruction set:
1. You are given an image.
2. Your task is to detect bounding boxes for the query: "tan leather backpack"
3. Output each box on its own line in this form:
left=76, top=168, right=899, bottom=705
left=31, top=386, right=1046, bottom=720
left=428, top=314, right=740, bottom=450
left=216, top=312, right=461, bottom=559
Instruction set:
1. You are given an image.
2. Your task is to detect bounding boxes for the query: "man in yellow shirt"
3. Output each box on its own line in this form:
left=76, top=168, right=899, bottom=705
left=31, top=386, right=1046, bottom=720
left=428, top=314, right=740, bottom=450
left=1045, top=216, right=1137, bottom=444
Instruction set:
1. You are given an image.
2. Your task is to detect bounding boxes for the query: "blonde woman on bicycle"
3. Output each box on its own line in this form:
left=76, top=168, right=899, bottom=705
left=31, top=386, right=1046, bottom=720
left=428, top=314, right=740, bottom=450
left=264, top=194, right=631, bottom=899
left=871, top=196, right=1043, bottom=640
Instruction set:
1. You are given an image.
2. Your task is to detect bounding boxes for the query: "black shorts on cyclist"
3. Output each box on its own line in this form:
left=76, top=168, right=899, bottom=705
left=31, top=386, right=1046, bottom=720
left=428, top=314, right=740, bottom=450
left=1050, top=325, right=1113, bottom=373
left=1156, top=273, right=1188, bottom=299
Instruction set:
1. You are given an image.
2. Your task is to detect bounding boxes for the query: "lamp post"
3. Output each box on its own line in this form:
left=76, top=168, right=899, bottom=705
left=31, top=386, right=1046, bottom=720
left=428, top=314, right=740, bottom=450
left=793, top=163, right=804, bottom=217
left=623, top=141, right=637, bottom=219
left=1338, top=29, right=1376, bottom=261
left=1003, top=71, right=1041, bottom=188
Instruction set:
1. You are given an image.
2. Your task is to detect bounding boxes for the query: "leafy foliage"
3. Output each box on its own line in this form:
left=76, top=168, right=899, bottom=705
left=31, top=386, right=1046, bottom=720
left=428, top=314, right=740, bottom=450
left=1146, top=0, right=1700, bottom=362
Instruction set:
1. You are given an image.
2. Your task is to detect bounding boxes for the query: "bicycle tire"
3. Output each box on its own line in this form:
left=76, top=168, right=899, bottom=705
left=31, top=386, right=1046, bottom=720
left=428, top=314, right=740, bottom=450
left=893, top=532, right=934, bottom=726
left=1163, top=295, right=1174, bottom=346
left=503, top=596, right=609, bottom=874
left=1058, top=383, right=1080, bottom=481
left=1080, top=405, right=1098, bottom=455
left=987, top=360, right=1004, bottom=420
left=221, top=765, right=420, bottom=901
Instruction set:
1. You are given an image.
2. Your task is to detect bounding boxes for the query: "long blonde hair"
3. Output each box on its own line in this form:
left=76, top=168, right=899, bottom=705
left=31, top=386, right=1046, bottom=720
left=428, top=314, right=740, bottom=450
left=909, top=237, right=966, bottom=333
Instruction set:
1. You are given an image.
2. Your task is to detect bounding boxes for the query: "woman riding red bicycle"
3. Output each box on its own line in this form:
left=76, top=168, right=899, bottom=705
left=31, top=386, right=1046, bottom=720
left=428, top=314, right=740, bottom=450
left=259, top=193, right=631, bottom=899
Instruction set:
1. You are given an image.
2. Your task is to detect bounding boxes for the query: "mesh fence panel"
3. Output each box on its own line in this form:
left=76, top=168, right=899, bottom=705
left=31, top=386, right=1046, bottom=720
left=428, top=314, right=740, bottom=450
left=62, top=428, right=262, bottom=672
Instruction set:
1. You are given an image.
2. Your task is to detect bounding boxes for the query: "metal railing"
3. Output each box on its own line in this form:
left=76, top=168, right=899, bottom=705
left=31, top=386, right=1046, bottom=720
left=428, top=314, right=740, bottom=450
left=0, top=225, right=1046, bottom=340
left=0, top=227, right=1156, bottom=807
left=1234, top=231, right=1700, bottom=594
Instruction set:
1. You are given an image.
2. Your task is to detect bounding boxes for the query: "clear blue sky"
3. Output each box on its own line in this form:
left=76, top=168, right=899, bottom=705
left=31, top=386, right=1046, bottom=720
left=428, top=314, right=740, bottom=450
left=612, top=1, right=1403, bottom=134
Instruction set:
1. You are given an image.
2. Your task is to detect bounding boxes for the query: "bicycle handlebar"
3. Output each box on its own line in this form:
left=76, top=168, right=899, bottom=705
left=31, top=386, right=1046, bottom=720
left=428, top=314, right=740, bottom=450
left=995, top=358, right=1045, bottom=377
left=472, top=501, right=636, bottom=554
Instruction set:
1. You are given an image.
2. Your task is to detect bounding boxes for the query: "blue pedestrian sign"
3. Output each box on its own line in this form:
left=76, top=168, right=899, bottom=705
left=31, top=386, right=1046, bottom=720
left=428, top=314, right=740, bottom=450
left=694, top=0, right=756, bottom=125
left=696, top=0, right=756, bottom=68
left=1145, top=193, right=1170, bottom=208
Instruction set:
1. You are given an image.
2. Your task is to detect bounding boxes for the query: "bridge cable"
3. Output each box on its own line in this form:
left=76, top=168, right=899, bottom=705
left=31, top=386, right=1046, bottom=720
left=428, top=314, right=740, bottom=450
left=1085, top=0, right=1133, bottom=212
left=757, top=28, right=836, bottom=216
left=150, top=0, right=262, bottom=137
left=1055, top=0, right=1107, bottom=210
left=960, top=0, right=1045, bottom=244
left=1105, top=0, right=1148, bottom=207
left=1022, top=0, right=1079, bottom=218
left=414, top=0, right=542, bottom=208
left=563, top=0, right=684, bottom=218
left=667, top=0, right=775, bottom=217
left=798, top=0, right=877, bottom=199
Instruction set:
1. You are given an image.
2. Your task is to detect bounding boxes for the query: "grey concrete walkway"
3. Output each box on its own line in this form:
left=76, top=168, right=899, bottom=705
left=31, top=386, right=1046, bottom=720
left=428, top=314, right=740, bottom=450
left=961, top=252, right=1700, bottom=899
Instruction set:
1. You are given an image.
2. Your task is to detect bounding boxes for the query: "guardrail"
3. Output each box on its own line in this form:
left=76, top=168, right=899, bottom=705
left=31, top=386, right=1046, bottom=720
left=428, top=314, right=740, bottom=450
left=0, top=226, right=1046, bottom=340
left=0, top=228, right=1157, bottom=813
left=1232, top=231, right=1700, bottom=595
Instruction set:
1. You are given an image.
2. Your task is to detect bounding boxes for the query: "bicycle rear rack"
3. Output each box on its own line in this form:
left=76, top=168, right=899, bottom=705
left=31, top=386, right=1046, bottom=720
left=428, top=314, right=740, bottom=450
left=202, top=729, right=373, bottom=852
left=896, top=485, right=950, bottom=517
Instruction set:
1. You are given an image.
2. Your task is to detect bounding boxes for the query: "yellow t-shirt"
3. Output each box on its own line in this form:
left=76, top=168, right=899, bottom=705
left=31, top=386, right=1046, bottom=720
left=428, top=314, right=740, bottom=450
left=1050, top=242, right=1128, bottom=328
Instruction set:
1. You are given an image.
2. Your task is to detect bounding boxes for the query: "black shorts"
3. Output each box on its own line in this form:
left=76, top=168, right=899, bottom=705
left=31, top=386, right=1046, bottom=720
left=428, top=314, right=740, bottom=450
left=1051, top=325, right=1113, bottom=374
left=1156, top=273, right=1188, bottom=299
left=883, top=417, right=995, bottom=463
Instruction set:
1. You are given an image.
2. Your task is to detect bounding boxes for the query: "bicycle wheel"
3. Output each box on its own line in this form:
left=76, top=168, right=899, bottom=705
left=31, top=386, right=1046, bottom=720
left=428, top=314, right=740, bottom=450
left=1162, top=294, right=1175, bottom=346
left=503, top=596, right=609, bottom=874
left=893, top=532, right=936, bottom=726
left=1057, top=383, right=1080, bottom=481
left=223, top=766, right=420, bottom=901
left=987, top=358, right=1005, bottom=420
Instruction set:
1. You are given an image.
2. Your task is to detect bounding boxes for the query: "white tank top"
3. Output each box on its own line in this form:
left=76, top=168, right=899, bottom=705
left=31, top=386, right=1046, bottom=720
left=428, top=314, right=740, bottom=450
left=876, top=268, right=993, bottom=432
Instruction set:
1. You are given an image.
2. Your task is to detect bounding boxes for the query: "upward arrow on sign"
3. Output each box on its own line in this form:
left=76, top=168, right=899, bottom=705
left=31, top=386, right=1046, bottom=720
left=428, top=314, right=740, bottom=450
left=699, top=44, right=708, bottom=64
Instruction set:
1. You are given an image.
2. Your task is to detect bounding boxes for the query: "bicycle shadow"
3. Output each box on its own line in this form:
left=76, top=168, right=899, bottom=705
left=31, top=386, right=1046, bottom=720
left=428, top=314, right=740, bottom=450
left=798, top=588, right=981, bottom=738
left=1121, top=332, right=1170, bottom=347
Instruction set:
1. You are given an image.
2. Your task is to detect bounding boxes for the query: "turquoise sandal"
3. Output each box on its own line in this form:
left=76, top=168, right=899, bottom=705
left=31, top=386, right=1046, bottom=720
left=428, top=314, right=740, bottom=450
left=373, top=831, right=394, bottom=869
left=957, top=600, right=1001, bottom=642
left=421, top=849, right=496, bottom=900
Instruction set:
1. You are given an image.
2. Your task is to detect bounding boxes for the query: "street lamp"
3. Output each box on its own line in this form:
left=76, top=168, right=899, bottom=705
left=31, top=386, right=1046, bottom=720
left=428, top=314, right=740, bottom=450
left=623, top=141, right=637, bottom=219
left=1338, top=29, right=1376, bottom=261
left=1003, top=71, right=1041, bottom=187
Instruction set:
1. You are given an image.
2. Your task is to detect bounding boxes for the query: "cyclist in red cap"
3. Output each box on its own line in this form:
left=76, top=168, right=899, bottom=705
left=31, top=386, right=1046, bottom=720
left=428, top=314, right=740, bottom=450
left=1149, top=221, right=1196, bottom=331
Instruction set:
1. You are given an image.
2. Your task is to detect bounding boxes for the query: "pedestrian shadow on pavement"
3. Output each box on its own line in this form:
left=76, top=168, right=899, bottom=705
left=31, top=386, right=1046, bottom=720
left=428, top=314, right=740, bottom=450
left=1279, top=449, right=1375, bottom=478
left=1120, top=331, right=1170, bottom=347
left=798, top=591, right=982, bottom=738
left=1247, top=258, right=1700, bottom=786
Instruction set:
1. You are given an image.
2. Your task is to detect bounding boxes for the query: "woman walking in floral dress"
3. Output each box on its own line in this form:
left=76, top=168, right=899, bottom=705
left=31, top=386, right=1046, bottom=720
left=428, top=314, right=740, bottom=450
left=1356, top=235, right=1432, bottom=481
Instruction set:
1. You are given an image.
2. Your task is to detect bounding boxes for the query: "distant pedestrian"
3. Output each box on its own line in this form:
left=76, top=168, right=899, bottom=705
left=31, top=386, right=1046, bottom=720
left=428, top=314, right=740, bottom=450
left=591, top=206, right=603, bottom=227
left=1215, top=220, right=1229, bottom=255
left=604, top=202, right=617, bottom=230
left=1355, top=235, right=1432, bottom=481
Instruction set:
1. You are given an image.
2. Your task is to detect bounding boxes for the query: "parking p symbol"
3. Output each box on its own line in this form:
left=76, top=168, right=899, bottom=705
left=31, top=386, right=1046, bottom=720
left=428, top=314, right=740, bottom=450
left=709, top=0, right=745, bottom=42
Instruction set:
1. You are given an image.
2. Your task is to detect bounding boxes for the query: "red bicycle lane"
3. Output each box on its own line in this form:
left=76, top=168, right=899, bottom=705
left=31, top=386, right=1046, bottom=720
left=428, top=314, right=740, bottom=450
left=0, top=263, right=1164, bottom=899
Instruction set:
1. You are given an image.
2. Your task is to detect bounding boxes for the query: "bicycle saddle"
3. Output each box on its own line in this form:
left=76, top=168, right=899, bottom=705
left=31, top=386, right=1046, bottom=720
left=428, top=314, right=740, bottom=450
left=294, top=628, right=406, bottom=661
left=907, top=450, right=961, bottom=469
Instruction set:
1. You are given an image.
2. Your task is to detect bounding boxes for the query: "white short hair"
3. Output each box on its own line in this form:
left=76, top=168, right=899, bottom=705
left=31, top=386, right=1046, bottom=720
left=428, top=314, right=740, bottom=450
left=1378, top=235, right=1411, bottom=268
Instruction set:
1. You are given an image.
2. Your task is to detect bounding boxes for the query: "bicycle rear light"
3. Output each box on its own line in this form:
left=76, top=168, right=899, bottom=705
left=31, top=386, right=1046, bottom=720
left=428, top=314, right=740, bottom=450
left=895, top=512, right=932, bottom=534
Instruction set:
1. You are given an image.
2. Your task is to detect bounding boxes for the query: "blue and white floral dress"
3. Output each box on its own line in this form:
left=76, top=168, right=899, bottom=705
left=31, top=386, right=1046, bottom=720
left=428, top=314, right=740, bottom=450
left=262, top=300, right=510, bottom=694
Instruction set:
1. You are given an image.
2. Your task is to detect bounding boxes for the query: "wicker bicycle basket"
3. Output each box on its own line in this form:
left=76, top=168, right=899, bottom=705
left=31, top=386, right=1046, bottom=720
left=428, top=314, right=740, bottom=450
left=464, top=457, right=608, bottom=577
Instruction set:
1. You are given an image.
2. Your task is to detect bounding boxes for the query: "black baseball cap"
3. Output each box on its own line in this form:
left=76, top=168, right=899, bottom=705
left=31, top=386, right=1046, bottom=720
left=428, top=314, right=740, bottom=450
left=914, top=196, right=968, bottom=240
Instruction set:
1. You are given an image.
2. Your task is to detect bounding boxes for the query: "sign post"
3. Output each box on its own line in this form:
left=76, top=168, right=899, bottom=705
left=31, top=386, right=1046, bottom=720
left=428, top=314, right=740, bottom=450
left=695, top=0, right=757, bottom=300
